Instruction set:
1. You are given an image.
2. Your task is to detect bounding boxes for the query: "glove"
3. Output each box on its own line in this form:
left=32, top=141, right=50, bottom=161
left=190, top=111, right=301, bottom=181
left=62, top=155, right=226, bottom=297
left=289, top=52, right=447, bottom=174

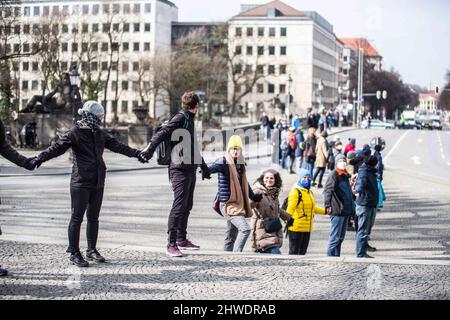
left=200, top=165, right=211, bottom=180
left=23, top=157, right=42, bottom=170
left=253, top=193, right=263, bottom=202
left=287, top=217, right=294, bottom=227
left=137, top=149, right=153, bottom=163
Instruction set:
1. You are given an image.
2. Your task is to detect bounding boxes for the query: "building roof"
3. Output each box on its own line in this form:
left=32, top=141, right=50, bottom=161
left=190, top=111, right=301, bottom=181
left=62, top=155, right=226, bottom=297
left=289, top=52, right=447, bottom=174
left=235, top=0, right=305, bottom=18
left=339, top=38, right=381, bottom=57
left=419, top=92, right=438, bottom=100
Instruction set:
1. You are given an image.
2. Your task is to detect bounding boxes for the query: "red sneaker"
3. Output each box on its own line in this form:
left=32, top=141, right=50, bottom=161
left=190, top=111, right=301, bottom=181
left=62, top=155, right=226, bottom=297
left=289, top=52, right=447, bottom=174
left=166, top=244, right=184, bottom=257
left=176, top=240, right=200, bottom=250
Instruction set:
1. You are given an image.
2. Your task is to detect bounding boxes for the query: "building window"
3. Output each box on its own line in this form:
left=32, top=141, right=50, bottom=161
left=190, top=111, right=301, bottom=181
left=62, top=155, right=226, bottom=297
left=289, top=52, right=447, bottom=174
left=62, top=43, right=68, bottom=52
left=43, top=6, right=50, bottom=16
left=257, top=46, right=264, bottom=56
left=51, top=5, right=59, bottom=14
left=133, top=4, right=141, bottom=14
left=133, top=42, right=140, bottom=52
left=235, top=64, right=242, bottom=74
left=82, top=24, right=88, bottom=33
left=257, top=83, right=264, bottom=93
left=92, top=24, right=99, bottom=32
left=92, top=4, right=99, bottom=14
left=280, top=46, right=287, bottom=55
left=72, top=5, right=80, bottom=14
left=31, top=80, right=39, bottom=90
left=268, top=84, right=275, bottom=93
left=101, top=43, right=108, bottom=52
left=123, top=23, right=130, bottom=32
left=82, top=5, right=89, bottom=14
left=121, top=101, right=128, bottom=113
left=256, top=65, right=264, bottom=74
left=132, top=81, right=139, bottom=91
left=22, top=62, right=29, bottom=71
left=134, top=23, right=140, bottom=32
left=72, top=43, right=78, bottom=52
left=144, top=23, right=151, bottom=32
left=113, top=24, right=120, bottom=32
left=269, top=27, right=276, bottom=37
left=111, top=81, right=117, bottom=91
left=280, top=84, right=286, bottom=94
left=62, top=24, right=68, bottom=33
left=145, top=3, right=151, bottom=13
left=81, top=62, right=88, bottom=71
left=246, top=46, right=253, bottom=56
left=123, top=4, right=130, bottom=14
left=280, top=27, right=287, bottom=37
left=23, top=7, right=30, bottom=16
left=61, top=62, right=68, bottom=71
left=235, top=27, right=242, bottom=37
left=92, top=43, right=98, bottom=51
left=91, top=62, right=98, bottom=71
left=103, top=4, right=110, bottom=14
left=268, top=65, right=275, bottom=75
left=62, top=5, right=69, bottom=14
left=81, top=42, right=88, bottom=52
left=101, top=62, right=108, bottom=71
left=280, top=65, right=286, bottom=74
left=13, top=44, right=20, bottom=53
left=23, top=24, right=30, bottom=34
left=269, top=46, right=275, bottom=55
left=123, top=42, right=129, bottom=51
left=144, top=42, right=150, bottom=51
left=103, top=23, right=110, bottom=32
left=122, top=81, right=129, bottom=90
left=247, top=27, right=253, bottom=37
left=258, top=27, right=264, bottom=36
left=52, top=24, right=59, bottom=35
left=235, top=46, right=242, bottom=55
left=133, top=62, right=139, bottom=71
left=13, top=25, right=20, bottom=35
left=122, top=62, right=129, bottom=72
left=143, top=62, right=150, bottom=71
left=72, top=24, right=79, bottom=34
left=112, top=43, right=119, bottom=51
left=32, top=62, right=38, bottom=71
left=33, top=6, right=40, bottom=16
left=112, top=4, right=120, bottom=14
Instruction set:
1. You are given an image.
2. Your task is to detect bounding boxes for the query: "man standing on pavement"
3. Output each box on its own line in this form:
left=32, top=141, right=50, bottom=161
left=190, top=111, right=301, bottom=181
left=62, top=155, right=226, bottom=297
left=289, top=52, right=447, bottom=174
left=138, top=92, right=211, bottom=257
left=353, top=155, right=379, bottom=258
left=0, top=120, right=39, bottom=276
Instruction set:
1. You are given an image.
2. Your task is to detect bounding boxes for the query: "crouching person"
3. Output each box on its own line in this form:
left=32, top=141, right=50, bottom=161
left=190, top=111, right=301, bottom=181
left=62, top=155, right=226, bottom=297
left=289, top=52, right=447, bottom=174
left=286, top=169, right=326, bottom=255
left=250, top=169, right=292, bottom=254
left=29, top=101, right=144, bottom=267
left=208, top=135, right=262, bottom=252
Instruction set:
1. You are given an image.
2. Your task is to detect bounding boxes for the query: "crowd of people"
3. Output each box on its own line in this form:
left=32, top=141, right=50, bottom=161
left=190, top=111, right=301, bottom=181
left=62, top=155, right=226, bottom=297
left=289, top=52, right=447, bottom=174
left=1, top=94, right=384, bottom=277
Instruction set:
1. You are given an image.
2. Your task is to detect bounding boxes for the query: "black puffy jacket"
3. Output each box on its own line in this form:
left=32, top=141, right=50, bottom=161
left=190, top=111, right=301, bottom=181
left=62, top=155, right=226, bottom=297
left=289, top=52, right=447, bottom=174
left=0, top=120, right=28, bottom=167
left=37, top=125, right=140, bottom=189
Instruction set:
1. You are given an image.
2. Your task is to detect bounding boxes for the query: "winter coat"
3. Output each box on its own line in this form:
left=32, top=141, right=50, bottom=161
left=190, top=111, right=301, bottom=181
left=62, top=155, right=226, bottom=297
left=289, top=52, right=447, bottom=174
left=250, top=183, right=291, bottom=252
left=0, top=120, right=28, bottom=167
left=344, top=143, right=355, bottom=156
left=323, top=170, right=355, bottom=217
left=37, top=124, right=140, bottom=189
left=303, top=136, right=317, bottom=163
left=374, top=150, right=384, bottom=181
left=354, top=163, right=379, bottom=208
left=295, top=132, right=305, bottom=157
left=287, top=186, right=326, bottom=233
left=208, top=156, right=256, bottom=203
left=315, top=136, right=329, bottom=168
left=146, top=110, right=205, bottom=172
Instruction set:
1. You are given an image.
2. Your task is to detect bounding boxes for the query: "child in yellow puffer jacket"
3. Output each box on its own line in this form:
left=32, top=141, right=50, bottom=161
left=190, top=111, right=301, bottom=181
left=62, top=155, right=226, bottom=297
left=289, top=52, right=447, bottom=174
left=287, top=168, right=327, bottom=255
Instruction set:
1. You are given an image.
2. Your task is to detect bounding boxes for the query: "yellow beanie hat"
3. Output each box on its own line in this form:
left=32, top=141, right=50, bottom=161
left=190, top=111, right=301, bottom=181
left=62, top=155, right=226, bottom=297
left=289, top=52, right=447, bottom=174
left=227, top=135, right=244, bottom=152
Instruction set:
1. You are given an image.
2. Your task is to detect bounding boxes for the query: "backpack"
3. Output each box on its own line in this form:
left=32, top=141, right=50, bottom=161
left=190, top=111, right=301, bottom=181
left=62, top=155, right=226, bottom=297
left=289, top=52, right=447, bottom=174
left=155, top=111, right=189, bottom=166
left=281, top=188, right=302, bottom=211
left=288, top=134, right=297, bottom=150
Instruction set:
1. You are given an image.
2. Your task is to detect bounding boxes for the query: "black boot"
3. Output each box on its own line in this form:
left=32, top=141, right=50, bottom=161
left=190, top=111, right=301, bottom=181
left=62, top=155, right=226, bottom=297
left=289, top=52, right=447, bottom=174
left=86, top=249, right=106, bottom=263
left=367, top=243, right=377, bottom=252
left=70, top=252, right=89, bottom=267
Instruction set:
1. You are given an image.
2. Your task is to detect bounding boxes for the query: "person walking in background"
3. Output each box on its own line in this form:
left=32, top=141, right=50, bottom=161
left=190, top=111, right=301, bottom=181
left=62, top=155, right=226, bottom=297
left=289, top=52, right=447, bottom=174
left=323, top=155, right=355, bottom=257
left=208, top=135, right=262, bottom=252
left=30, top=101, right=144, bottom=267
left=302, top=128, right=317, bottom=177
left=286, top=127, right=297, bottom=174
left=0, top=120, right=36, bottom=276
left=312, top=131, right=329, bottom=189
left=260, top=112, right=269, bottom=141
left=138, top=92, right=212, bottom=258
left=286, top=169, right=327, bottom=255
left=354, top=155, right=380, bottom=258
left=295, top=127, right=305, bottom=172
left=344, top=138, right=356, bottom=157
left=250, top=170, right=292, bottom=254
left=373, top=143, right=385, bottom=210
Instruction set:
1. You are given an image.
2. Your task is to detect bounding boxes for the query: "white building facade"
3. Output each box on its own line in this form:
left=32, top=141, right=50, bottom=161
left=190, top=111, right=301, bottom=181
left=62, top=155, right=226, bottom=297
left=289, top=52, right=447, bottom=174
left=6, top=0, right=177, bottom=123
left=228, top=1, right=338, bottom=119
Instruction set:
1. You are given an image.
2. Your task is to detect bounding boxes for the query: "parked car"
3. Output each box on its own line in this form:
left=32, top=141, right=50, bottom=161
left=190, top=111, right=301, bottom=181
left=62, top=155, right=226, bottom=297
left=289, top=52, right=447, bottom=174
left=361, top=119, right=394, bottom=129
left=430, top=116, right=442, bottom=130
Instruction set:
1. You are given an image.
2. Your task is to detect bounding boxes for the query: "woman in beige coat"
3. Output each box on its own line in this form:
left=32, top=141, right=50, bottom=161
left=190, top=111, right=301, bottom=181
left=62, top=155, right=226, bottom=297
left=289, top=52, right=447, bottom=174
left=312, top=131, right=329, bottom=188
left=250, top=169, right=292, bottom=254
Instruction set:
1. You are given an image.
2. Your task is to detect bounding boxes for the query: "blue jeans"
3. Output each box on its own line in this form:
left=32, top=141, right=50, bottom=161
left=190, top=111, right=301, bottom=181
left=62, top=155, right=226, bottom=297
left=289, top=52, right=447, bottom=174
left=327, top=215, right=349, bottom=257
left=355, top=205, right=376, bottom=257
left=221, top=203, right=250, bottom=252
left=262, top=247, right=282, bottom=254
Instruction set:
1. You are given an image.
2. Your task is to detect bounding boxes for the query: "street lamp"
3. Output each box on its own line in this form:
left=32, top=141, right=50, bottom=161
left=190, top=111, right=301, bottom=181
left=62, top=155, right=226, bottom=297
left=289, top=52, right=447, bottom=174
left=352, top=89, right=357, bottom=127
left=69, top=66, right=82, bottom=124
left=285, top=74, right=293, bottom=120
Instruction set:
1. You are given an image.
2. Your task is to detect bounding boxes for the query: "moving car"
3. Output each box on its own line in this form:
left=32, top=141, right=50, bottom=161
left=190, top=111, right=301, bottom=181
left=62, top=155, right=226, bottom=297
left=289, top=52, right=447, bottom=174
left=361, top=119, right=394, bottom=129
left=430, top=115, right=442, bottom=130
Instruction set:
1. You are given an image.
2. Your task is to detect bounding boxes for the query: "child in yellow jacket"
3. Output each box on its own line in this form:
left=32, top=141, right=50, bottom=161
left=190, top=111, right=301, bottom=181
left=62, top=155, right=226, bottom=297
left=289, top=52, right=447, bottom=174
left=287, top=169, right=326, bottom=255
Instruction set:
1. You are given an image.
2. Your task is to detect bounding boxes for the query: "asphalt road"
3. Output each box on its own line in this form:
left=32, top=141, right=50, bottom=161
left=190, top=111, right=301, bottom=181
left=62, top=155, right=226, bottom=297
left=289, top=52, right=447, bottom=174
left=1, top=128, right=449, bottom=261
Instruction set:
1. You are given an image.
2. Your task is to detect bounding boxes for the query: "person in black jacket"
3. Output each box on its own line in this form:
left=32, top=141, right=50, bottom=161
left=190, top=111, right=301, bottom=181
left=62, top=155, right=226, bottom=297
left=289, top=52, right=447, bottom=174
left=30, top=101, right=143, bottom=267
left=0, top=120, right=35, bottom=276
left=138, top=92, right=211, bottom=258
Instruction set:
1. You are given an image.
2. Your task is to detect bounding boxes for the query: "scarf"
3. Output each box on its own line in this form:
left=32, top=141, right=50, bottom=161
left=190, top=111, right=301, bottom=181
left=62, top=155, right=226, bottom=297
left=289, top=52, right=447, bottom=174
left=224, top=152, right=252, bottom=218
left=77, top=111, right=101, bottom=131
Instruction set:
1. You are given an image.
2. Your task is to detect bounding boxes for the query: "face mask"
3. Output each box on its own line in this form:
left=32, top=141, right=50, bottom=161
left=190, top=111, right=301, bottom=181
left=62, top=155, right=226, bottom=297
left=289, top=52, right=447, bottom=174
left=300, top=178, right=311, bottom=189
left=336, top=161, right=347, bottom=171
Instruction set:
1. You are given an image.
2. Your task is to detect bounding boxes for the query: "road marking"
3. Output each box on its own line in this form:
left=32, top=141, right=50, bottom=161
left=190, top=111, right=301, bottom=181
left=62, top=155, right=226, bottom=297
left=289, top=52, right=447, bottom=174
left=384, top=130, right=409, bottom=165
left=411, top=156, right=422, bottom=165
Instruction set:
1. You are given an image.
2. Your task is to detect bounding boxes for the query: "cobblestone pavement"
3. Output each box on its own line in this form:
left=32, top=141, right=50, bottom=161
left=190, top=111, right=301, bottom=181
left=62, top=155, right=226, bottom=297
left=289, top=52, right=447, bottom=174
left=0, top=241, right=448, bottom=300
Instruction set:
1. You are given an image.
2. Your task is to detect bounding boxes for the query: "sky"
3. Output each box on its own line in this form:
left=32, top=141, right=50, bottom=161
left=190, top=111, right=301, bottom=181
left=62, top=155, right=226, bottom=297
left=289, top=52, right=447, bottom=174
left=170, top=0, right=450, bottom=89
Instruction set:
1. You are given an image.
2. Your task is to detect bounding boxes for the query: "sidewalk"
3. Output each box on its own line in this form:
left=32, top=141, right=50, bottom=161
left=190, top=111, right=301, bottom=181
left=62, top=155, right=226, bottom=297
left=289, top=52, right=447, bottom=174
left=0, top=126, right=355, bottom=176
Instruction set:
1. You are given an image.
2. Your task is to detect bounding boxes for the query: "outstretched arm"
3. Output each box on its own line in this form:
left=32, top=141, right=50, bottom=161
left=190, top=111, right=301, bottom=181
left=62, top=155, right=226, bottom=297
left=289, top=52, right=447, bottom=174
left=104, top=133, right=140, bottom=158
left=0, top=121, right=28, bottom=167
left=37, top=131, right=73, bottom=163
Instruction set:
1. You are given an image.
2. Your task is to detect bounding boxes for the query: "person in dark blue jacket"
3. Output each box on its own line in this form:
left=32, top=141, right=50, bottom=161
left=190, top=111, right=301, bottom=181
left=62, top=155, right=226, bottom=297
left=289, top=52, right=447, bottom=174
left=354, top=155, right=379, bottom=258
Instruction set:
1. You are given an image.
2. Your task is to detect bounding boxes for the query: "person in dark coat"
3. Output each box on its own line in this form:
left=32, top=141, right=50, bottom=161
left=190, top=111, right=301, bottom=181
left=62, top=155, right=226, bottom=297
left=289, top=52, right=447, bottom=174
left=138, top=92, right=211, bottom=258
left=354, top=155, right=379, bottom=258
left=0, top=120, right=35, bottom=276
left=30, top=101, right=143, bottom=267
left=323, top=155, right=355, bottom=257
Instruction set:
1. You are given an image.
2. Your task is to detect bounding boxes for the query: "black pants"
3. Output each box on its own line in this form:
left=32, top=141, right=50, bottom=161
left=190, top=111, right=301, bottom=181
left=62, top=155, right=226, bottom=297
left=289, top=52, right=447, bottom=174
left=288, top=231, right=311, bottom=255
left=168, top=168, right=196, bottom=245
left=68, top=187, right=104, bottom=254
left=313, top=167, right=326, bottom=185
